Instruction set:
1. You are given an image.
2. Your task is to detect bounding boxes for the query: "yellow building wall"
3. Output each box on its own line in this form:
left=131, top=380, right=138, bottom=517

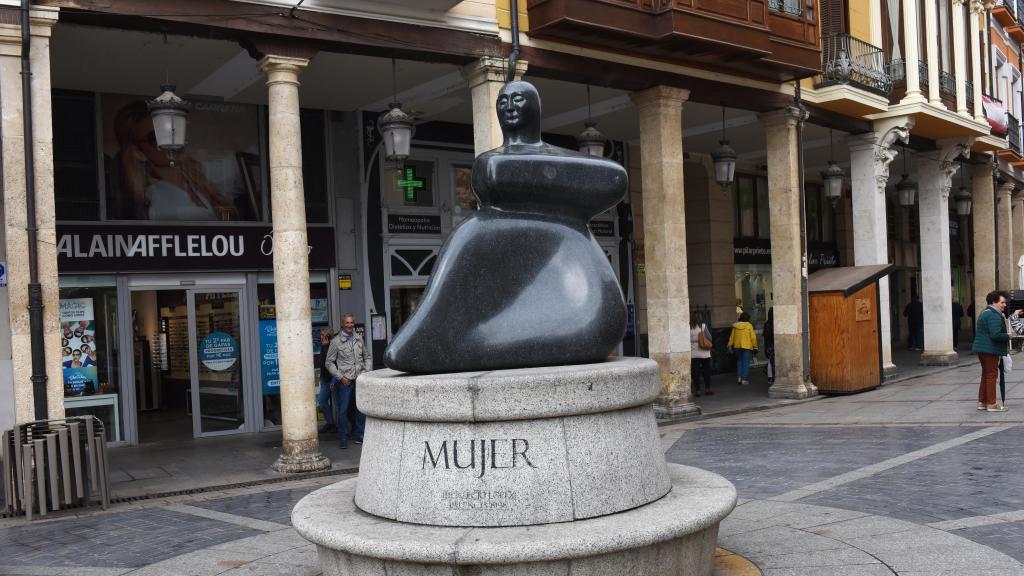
left=496, top=0, right=529, bottom=31
left=848, top=0, right=871, bottom=42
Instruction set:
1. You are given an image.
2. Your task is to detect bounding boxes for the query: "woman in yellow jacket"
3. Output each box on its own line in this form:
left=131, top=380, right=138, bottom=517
left=727, top=311, right=758, bottom=386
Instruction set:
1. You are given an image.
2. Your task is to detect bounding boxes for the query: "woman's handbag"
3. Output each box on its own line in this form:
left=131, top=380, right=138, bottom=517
left=698, top=324, right=713, bottom=350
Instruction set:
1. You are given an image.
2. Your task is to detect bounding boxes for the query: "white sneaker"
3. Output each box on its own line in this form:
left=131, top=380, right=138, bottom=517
left=977, top=402, right=986, bottom=411
left=987, top=403, right=1008, bottom=412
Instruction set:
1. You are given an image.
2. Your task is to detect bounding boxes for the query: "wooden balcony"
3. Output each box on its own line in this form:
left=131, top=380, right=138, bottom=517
left=525, top=0, right=821, bottom=82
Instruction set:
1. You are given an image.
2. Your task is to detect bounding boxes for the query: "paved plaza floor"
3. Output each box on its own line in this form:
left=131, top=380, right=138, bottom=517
left=1, top=358, right=1023, bottom=575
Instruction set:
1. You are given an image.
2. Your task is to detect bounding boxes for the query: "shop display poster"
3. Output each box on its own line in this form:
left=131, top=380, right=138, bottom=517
left=259, top=319, right=280, bottom=396
left=60, top=298, right=99, bottom=396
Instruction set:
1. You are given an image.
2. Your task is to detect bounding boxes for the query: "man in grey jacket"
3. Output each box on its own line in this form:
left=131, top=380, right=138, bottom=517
left=325, top=314, right=372, bottom=448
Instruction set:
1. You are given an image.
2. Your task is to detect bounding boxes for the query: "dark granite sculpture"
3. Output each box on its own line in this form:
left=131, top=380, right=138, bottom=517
left=384, top=81, right=627, bottom=374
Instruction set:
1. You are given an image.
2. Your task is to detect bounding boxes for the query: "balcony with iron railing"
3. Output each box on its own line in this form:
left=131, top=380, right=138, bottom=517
left=814, top=33, right=892, bottom=96
left=1008, top=113, right=1021, bottom=154
left=966, top=80, right=974, bottom=111
left=993, top=0, right=1020, bottom=26
left=939, top=71, right=956, bottom=96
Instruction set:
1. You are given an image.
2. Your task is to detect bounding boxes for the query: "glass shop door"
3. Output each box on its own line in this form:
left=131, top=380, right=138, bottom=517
left=189, top=290, right=247, bottom=437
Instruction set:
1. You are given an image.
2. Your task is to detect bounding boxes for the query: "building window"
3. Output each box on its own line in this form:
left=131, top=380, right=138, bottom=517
left=102, top=94, right=263, bottom=221
left=301, top=109, right=329, bottom=224
left=54, top=91, right=100, bottom=221
left=805, top=183, right=837, bottom=243
left=733, top=174, right=770, bottom=239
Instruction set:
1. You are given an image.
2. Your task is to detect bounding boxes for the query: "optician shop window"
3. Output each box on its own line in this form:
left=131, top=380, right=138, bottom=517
left=53, top=90, right=332, bottom=225
left=59, top=276, right=123, bottom=442
left=256, top=272, right=331, bottom=428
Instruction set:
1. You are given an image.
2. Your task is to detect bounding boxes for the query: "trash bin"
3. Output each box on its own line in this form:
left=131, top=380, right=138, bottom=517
left=1, top=416, right=110, bottom=520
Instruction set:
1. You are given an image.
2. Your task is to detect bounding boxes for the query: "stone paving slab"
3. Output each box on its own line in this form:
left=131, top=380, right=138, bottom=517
left=949, top=520, right=1024, bottom=563
left=665, top=426, right=975, bottom=499
left=0, top=508, right=261, bottom=568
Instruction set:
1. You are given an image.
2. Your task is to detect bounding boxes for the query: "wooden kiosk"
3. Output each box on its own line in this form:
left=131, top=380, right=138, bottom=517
left=808, top=264, right=894, bottom=394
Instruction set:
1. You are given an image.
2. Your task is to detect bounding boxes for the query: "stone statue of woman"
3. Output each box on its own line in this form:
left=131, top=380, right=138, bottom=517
left=384, top=80, right=628, bottom=374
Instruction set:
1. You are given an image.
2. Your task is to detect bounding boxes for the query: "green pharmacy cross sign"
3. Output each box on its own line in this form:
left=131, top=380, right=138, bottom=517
left=398, top=168, right=425, bottom=203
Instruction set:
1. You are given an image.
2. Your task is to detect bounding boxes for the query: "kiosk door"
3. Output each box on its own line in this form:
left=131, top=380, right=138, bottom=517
left=189, top=290, right=247, bottom=436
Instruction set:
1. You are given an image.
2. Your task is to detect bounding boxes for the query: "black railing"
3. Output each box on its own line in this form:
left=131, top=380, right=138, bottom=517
left=939, top=71, right=956, bottom=96
left=815, top=33, right=893, bottom=96
left=1009, top=113, right=1021, bottom=154
left=767, top=0, right=802, bottom=16
left=919, top=60, right=929, bottom=86
left=966, top=80, right=974, bottom=110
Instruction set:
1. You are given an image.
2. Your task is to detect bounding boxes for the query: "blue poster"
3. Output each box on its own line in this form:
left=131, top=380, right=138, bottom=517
left=259, top=319, right=280, bottom=396
left=199, top=331, right=238, bottom=371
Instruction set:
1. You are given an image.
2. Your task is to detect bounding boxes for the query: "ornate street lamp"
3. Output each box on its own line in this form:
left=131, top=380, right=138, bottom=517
left=377, top=103, right=415, bottom=162
left=896, top=145, right=917, bottom=207
left=711, top=105, right=736, bottom=192
left=955, top=162, right=972, bottom=216
left=146, top=84, right=189, bottom=166
left=377, top=59, right=415, bottom=162
left=821, top=129, right=845, bottom=206
left=577, top=85, right=607, bottom=157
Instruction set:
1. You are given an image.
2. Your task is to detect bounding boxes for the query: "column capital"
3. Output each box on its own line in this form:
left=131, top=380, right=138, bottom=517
left=630, top=85, right=690, bottom=111
left=970, top=157, right=995, bottom=180
left=260, top=55, right=310, bottom=86
left=461, top=56, right=527, bottom=89
left=997, top=180, right=1015, bottom=196
left=757, top=106, right=808, bottom=129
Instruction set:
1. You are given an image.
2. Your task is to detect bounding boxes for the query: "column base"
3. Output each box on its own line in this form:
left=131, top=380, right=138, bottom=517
left=882, top=362, right=899, bottom=381
left=919, top=350, right=958, bottom=366
left=272, top=450, right=331, bottom=474
left=768, top=377, right=817, bottom=399
left=654, top=401, right=701, bottom=419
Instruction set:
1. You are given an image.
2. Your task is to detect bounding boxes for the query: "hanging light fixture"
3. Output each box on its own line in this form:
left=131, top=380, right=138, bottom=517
left=576, top=84, right=607, bottom=157
left=146, top=84, right=190, bottom=166
left=377, top=59, right=415, bottom=163
left=711, top=105, right=737, bottom=192
left=955, top=159, right=972, bottom=216
left=896, top=144, right=918, bottom=207
left=821, top=129, right=845, bottom=206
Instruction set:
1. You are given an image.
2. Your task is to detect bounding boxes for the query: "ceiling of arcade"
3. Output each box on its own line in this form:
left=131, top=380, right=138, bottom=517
left=51, top=23, right=857, bottom=176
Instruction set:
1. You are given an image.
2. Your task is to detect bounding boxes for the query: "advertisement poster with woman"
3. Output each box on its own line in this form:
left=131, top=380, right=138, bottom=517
left=60, top=298, right=99, bottom=396
left=101, top=93, right=262, bottom=221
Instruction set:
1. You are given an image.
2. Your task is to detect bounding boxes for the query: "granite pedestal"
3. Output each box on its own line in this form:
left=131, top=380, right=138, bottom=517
left=293, top=358, right=736, bottom=575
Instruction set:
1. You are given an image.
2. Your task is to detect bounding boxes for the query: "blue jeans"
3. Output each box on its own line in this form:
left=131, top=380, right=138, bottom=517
left=332, top=381, right=365, bottom=444
left=735, top=349, right=752, bottom=380
left=317, top=379, right=334, bottom=427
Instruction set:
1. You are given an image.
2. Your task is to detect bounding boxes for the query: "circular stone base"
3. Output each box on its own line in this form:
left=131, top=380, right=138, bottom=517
left=293, top=464, right=736, bottom=576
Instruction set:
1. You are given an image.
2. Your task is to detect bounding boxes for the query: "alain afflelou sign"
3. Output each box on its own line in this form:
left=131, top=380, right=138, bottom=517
left=56, top=224, right=336, bottom=273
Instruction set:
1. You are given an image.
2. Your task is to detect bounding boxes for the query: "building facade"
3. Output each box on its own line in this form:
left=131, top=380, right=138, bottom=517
left=0, top=0, right=1020, bottom=467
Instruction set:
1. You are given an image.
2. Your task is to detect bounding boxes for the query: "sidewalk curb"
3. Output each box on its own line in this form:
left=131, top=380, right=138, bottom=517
left=657, top=394, right=826, bottom=427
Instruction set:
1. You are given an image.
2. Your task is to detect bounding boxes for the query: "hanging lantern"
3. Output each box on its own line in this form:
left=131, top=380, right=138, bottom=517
left=822, top=161, right=845, bottom=206
left=377, top=102, right=415, bottom=162
left=955, top=185, right=972, bottom=216
left=711, top=105, right=736, bottom=191
left=146, top=85, right=190, bottom=166
left=711, top=140, right=737, bottom=190
left=576, top=121, right=607, bottom=157
left=896, top=173, right=917, bottom=207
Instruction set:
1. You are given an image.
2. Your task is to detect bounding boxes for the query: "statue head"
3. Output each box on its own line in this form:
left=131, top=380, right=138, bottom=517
left=497, top=81, right=541, bottom=145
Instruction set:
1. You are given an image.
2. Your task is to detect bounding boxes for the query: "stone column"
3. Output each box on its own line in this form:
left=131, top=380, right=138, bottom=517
left=1014, top=194, right=1024, bottom=289
left=902, top=0, right=925, bottom=103
left=849, top=117, right=913, bottom=378
left=970, top=1, right=985, bottom=122
left=631, top=86, right=699, bottom=418
left=0, top=7, right=61, bottom=423
left=998, top=181, right=1015, bottom=290
left=952, top=0, right=968, bottom=115
left=261, top=55, right=330, bottom=473
left=759, top=108, right=814, bottom=399
left=918, top=139, right=972, bottom=365
left=462, top=57, right=527, bottom=157
left=972, top=160, right=996, bottom=318
left=923, top=0, right=940, bottom=104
